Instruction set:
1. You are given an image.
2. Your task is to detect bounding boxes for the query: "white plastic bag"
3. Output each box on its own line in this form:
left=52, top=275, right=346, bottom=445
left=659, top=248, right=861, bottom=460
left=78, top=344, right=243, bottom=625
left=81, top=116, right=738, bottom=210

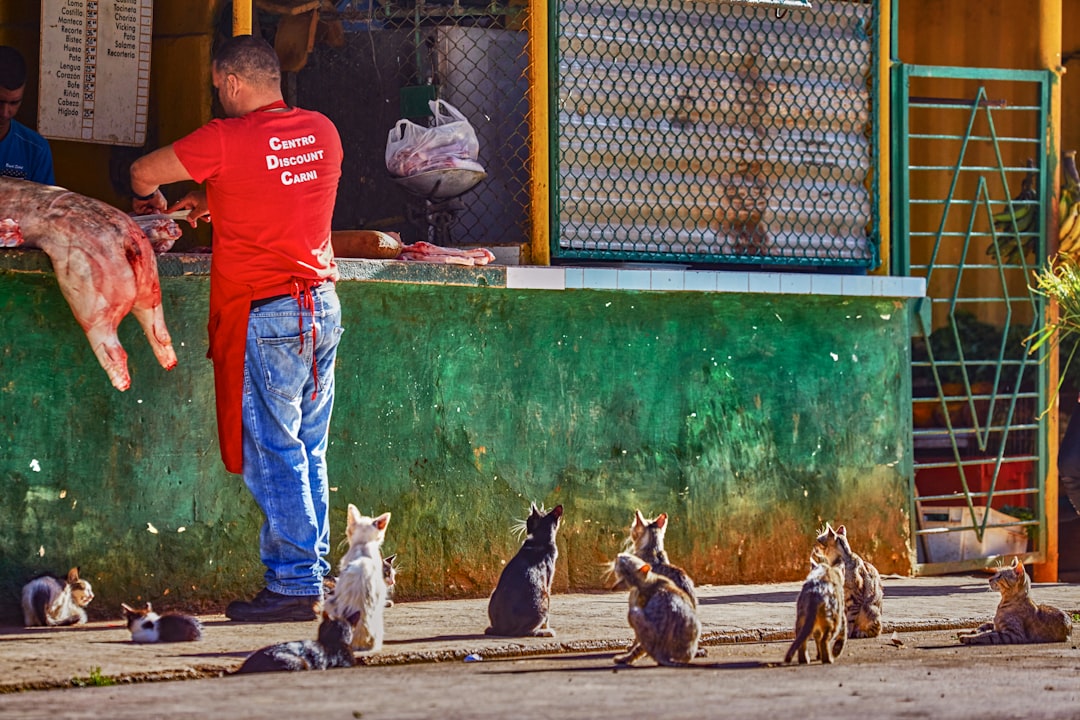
left=385, top=100, right=484, bottom=178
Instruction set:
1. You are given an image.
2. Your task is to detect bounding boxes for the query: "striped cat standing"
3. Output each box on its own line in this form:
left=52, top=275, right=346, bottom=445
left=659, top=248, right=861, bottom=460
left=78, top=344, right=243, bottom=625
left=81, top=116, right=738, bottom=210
left=958, top=558, right=1073, bottom=645
left=814, top=523, right=883, bottom=639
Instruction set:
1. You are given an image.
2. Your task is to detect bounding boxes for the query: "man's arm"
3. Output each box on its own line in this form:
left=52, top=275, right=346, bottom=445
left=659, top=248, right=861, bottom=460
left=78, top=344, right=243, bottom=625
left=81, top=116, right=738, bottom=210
left=130, top=144, right=193, bottom=213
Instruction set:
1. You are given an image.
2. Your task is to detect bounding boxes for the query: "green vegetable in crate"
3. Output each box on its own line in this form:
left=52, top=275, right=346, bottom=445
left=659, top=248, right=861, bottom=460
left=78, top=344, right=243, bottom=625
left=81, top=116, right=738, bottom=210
left=986, top=159, right=1038, bottom=264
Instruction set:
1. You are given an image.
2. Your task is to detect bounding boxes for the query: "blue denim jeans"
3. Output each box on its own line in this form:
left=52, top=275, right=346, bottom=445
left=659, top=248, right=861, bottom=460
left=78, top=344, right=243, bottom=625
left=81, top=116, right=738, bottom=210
left=241, top=283, right=343, bottom=598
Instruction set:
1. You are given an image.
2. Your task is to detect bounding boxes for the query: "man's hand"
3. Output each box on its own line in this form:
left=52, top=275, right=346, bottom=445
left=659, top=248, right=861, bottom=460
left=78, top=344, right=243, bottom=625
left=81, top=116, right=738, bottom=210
left=166, top=190, right=210, bottom=227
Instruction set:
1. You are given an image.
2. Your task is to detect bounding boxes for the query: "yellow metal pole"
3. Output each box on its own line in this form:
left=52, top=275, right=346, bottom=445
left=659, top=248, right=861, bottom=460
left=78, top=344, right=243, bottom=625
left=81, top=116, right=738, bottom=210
left=1034, top=0, right=1062, bottom=583
left=527, top=0, right=550, bottom=265
left=233, top=0, right=253, bottom=36
left=872, top=0, right=890, bottom=275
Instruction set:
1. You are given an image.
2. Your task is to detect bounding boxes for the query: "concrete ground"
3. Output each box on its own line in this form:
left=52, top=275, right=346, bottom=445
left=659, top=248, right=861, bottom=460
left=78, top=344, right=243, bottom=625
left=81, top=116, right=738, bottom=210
left=0, top=573, right=1076, bottom=693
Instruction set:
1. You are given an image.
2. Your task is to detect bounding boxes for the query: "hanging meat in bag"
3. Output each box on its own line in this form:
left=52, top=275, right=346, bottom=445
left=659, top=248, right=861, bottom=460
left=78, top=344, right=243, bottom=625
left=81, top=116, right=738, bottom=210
left=0, top=177, right=177, bottom=390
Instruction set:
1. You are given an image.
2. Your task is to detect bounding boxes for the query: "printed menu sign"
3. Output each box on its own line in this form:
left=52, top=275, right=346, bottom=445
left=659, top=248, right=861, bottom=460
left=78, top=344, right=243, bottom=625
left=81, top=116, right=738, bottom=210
left=38, top=0, right=152, bottom=146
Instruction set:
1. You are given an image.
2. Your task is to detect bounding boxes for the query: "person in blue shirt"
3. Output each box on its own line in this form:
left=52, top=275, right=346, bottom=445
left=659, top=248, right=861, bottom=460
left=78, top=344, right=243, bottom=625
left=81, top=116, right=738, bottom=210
left=0, top=45, right=54, bottom=185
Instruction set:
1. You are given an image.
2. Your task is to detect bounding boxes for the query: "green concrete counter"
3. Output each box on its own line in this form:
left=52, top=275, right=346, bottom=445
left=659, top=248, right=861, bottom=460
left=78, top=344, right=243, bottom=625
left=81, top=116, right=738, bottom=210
left=0, top=249, right=923, bottom=621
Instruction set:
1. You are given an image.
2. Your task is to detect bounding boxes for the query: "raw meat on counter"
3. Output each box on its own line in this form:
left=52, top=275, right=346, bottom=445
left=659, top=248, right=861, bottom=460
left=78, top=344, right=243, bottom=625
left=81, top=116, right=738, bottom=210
left=128, top=214, right=183, bottom=253
left=0, top=177, right=177, bottom=391
left=399, top=241, right=495, bottom=266
left=1, top=217, right=23, bottom=246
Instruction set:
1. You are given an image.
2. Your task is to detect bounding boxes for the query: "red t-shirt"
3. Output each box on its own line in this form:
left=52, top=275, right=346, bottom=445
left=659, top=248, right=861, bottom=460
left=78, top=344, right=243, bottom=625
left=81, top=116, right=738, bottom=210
left=172, top=104, right=343, bottom=294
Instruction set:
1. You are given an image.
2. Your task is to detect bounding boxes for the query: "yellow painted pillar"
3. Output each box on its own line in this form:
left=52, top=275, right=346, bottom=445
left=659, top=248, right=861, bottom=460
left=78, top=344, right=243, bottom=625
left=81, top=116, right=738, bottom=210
left=1034, top=0, right=1062, bottom=583
left=873, top=0, right=890, bottom=275
left=233, top=0, right=253, bottom=36
left=527, top=0, right=550, bottom=265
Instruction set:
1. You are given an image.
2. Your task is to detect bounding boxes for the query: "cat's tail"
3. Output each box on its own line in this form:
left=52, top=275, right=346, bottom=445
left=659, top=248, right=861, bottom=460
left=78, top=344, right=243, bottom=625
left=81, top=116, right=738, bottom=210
left=784, top=604, right=819, bottom=664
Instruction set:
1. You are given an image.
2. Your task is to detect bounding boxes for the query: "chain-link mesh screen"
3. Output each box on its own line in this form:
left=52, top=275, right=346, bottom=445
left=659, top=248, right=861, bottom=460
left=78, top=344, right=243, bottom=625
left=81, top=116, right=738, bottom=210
left=554, top=0, right=878, bottom=266
left=287, top=0, right=533, bottom=249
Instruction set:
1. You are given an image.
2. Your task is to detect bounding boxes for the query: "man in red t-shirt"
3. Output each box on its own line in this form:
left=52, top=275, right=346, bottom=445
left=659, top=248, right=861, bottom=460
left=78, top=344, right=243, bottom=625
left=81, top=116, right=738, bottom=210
left=130, top=35, right=344, bottom=622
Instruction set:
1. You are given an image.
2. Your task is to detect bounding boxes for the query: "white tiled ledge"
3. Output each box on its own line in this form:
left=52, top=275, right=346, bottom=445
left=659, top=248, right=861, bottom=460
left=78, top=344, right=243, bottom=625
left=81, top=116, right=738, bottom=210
left=506, top=267, right=926, bottom=298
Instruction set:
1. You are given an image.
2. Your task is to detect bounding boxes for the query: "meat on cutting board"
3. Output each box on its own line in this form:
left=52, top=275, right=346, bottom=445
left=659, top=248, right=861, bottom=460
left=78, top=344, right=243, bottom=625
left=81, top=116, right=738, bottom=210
left=0, top=177, right=177, bottom=391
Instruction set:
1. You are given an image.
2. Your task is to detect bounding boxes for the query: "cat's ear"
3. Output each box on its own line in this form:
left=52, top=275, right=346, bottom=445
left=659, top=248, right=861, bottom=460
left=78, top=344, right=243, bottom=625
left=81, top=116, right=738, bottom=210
left=373, top=512, right=391, bottom=531
left=654, top=513, right=668, bottom=529
left=633, top=510, right=646, bottom=527
left=145, top=601, right=153, bottom=612
left=346, top=503, right=362, bottom=530
left=67, top=567, right=80, bottom=584
left=550, top=505, right=563, bottom=520
left=836, top=525, right=847, bottom=537
left=639, top=562, right=652, bottom=575
left=529, top=502, right=541, bottom=517
left=1012, top=557, right=1025, bottom=574
left=383, top=554, right=396, bottom=564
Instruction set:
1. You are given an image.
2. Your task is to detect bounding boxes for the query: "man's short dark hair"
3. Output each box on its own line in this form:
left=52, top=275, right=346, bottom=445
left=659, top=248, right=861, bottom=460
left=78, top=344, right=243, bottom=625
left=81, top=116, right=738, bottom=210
left=213, top=35, right=281, bottom=88
left=0, top=46, right=28, bottom=91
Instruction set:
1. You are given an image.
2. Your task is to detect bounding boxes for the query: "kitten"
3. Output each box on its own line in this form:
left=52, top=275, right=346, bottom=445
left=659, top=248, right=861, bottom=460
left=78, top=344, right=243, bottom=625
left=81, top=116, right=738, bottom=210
left=120, top=602, right=203, bottom=643
left=623, top=510, right=697, bottom=606
left=958, top=558, right=1073, bottom=645
left=784, top=551, right=847, bottom=664
left=233, top=614, right=355, bottom=674
left=814, top=523, right=884, bottom=638
left=611, top=553, right=700, bottom=667
left=485, top=503, right=563, bottom=637
left=324, top=505, right=390, bottom=652
left=383, top=554, right=398, bottom=608
left=21, top=567, right=94, bottom=627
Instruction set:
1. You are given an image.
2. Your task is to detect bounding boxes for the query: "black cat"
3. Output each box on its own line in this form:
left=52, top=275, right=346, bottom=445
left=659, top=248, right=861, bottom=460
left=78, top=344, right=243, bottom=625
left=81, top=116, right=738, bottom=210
left=232, top=615, right=355, bottom=674
left=485, top=503, right=563, bottom=637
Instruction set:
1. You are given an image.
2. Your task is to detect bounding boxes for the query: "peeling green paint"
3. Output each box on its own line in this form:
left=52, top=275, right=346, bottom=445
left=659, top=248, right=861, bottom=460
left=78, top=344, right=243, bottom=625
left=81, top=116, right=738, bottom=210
left=0, top=264, right=913, bottom=620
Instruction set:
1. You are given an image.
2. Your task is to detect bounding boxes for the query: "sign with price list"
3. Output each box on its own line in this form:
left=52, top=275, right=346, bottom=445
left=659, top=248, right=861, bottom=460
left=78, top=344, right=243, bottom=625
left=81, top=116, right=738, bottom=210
left=37, top=0, right=153, bottom=146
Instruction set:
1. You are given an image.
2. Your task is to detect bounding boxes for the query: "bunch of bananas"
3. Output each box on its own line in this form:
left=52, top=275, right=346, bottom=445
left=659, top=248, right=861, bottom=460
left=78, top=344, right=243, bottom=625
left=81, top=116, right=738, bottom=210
left=1058, top=150, right=1080, bottom=260
left=986, top=160, right=1038, bottom=265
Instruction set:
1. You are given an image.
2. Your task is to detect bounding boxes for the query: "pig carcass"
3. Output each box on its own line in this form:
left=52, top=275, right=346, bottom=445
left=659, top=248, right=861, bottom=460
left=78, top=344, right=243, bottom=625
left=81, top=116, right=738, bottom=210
left=0, top=177, right=177, bottom=391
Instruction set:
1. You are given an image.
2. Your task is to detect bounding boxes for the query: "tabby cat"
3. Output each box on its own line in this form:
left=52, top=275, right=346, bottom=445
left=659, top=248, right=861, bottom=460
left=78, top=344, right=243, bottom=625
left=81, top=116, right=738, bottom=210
left=624, top=510, right=697, bottom=606
left=233, top=614, right=355, bottom=674
left=814, top=523, right=883, bottom=638
left=21, top=567, right=94, bottom=627
left=611, top=553, right=700, bottom=667
left=121, top=602, right=203, bottom=643
left=324, top=505, right=390, bottom=652
left=784, top=551, right=847, bottom=664
left=486, top=503, right=563, bottom=637
left=958, top=558, right=1073, bottom=645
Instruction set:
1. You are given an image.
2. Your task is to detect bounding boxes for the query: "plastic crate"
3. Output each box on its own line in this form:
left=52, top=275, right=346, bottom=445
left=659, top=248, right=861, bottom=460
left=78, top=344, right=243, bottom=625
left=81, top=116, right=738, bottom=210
left=917, top=505, right=1028, bottom=563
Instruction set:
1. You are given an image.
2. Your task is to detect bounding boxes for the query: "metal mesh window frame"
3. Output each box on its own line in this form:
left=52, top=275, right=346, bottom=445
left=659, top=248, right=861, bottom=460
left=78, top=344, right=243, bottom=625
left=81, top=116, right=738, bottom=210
left=550, top=0, right=882, bottom=268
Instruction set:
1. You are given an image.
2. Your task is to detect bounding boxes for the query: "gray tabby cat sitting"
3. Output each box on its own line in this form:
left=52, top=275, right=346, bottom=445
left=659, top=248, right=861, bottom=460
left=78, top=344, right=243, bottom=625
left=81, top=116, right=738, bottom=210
left=611, top=553, right=700, bottom=667
left=622, top=510, right=697, bottom=606
left=958, top=558, right=1073, bottom=645
left=815, top=523, right=884, bottom=638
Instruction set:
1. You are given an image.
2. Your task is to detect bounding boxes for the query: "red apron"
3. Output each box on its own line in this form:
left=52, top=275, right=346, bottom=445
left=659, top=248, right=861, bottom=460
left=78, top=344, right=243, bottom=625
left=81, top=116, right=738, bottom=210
left=207, top=266, right=328, bottom=474
left=207, top=266, right=255, bottom=475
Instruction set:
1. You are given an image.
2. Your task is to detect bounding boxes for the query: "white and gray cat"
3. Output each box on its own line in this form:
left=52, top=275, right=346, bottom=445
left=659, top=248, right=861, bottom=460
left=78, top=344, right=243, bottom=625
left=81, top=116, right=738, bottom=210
left=21, top=567, right=94, bottom=627
left=324, top=505, right=391, bottom=652
left=121, top=602, right=203, bottom=643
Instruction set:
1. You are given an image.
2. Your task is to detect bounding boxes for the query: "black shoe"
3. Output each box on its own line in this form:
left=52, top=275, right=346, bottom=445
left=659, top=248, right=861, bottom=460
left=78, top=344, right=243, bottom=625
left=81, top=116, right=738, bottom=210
left=225, top=588, right=319, bottom=622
